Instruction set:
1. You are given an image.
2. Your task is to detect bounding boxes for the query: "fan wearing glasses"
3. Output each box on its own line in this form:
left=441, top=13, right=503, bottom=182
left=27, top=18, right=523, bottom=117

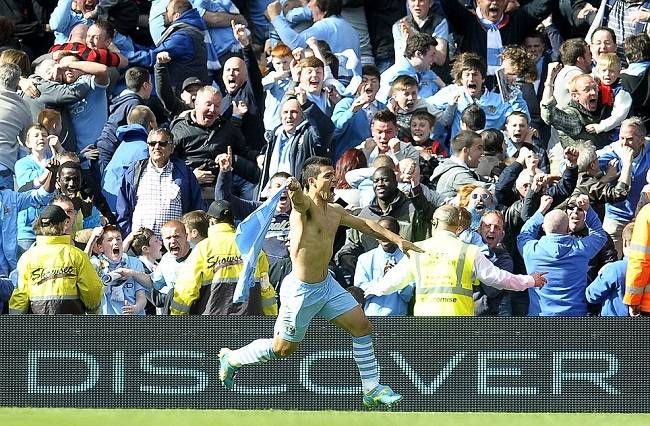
left=116, top=128, right=204, bottom=238
left=565, top=195, right=619, bottom=290
left=518, top=194, right=609, bottom=316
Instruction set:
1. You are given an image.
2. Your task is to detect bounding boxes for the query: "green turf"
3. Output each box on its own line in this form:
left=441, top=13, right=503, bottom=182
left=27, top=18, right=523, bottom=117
left=0, top=409, right=649, bottom=426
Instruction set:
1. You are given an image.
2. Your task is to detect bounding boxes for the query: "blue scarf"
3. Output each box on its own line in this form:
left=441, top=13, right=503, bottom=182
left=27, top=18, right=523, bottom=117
left=476, top=8, right=506, bottom=76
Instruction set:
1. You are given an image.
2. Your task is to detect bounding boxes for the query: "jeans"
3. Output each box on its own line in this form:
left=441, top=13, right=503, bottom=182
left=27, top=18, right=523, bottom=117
left=498, top=290, right=530, bottom=316
left=232, top=174, right=259, bottom=201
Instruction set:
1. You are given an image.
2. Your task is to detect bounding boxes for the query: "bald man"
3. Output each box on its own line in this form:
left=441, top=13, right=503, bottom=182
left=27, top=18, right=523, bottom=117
left=365, top=205, right=546, bottom=316
left=220, top=21, right=265, bottom=152
left=518, top=195, right=607, bottom=316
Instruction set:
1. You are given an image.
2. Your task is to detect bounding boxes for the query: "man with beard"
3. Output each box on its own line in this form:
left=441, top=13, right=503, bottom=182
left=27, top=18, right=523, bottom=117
left=431, top=130, right=488, bottom=199
left=542, top=64, right=612, bottom=149
left=337, top=165, right=433, bottom=276
left=331, top=65, right=386, bottom=162
left=564, top=195, right=619, bottom=289
left=218, top=156, right=421, bottom=408
left=257, top=89, right=334, bottom=197
left=128, top=0, right=208, bottom=92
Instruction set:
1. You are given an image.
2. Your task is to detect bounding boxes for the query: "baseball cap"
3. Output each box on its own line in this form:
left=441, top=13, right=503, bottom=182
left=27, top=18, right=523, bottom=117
left=182, top=77, right=203, bottom=92
left=39, top=205, right=69, bottom=225
left=207, top=200, right=233, bottom=221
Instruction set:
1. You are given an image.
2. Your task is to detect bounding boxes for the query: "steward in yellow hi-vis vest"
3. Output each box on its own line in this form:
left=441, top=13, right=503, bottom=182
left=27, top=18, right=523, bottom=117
left=364, top=205, right=547, bottom=316
left=9, top=205, right=103, bottom=314
left=171, top=200, right=277, bottom=316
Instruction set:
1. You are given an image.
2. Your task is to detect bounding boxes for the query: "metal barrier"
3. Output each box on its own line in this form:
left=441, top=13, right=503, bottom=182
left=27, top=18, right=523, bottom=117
left=1, top=316, right=648, bottom=411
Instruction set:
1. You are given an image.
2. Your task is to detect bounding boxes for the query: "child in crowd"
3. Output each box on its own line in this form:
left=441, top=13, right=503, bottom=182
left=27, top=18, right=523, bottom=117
left=387, top=75, right=431, bottom=141
left=409, top=110, right=443, bottom=190
left=331, top=65, right=385, bottom=161
left=15, top=125, right=65, bottom=255
left=126, top=227, right=162, bottom=273
left=585, top=221, right=634, bottom=316
left=181, top=210, right=210, bottom=249
left=586, top=53, right=632, bottom=141
left=37, top=108, right=69, bottom=150
left=262, top=43, right=293, bottom=132
left=87, top=225, right=151, bottom=315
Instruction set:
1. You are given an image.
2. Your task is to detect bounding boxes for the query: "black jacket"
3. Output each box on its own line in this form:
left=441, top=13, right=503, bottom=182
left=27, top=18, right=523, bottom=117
left=440, top=0, right=555, bottom=61
left=621, top=65, right=650, bottom=125
left=364, top=0, right=406, bottom=61
left=154, top=61, right=189, bottom=118
left=336, top=187, right=433, bottom=276
left=170, top=113, right=260, bottom=183
left=220, top=46, right=266, bottom=152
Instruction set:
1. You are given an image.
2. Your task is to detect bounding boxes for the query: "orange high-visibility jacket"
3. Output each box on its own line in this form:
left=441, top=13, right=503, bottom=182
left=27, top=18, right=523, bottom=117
left=624, top=204, right=650, bottom=313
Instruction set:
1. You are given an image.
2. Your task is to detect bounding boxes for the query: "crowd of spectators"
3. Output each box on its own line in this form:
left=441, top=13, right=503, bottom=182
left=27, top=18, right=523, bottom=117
left=1, top=0, right=650, bottom=317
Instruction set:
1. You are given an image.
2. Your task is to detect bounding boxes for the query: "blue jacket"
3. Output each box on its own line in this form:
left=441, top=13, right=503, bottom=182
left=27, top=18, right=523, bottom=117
left=378, top=55, right=440, bottom=103
left=585, top=258, right=629, bottom=316
left=102, top=124, right=150, bottom=214
left=354, top=246, right=413, bottom=316
left=127, top=8, right=209, bottom=88
left=598, top=141, right=650, bottom=222
left=430, top=85, right=530, bottom=139
left=116, top=157, right=205, bottom=236
left=271, top=13, right=362, bottom=76
left=97, top=91, right=144, bottom=171
left=517, top=209, right=607, bottom=316
left=49, top=0, right=91, bottom=43
left=0, top=187, right=53, bottom=276
left=331, top=97, right=386, bottom=162
left=14, top=156, right=49, bottom=243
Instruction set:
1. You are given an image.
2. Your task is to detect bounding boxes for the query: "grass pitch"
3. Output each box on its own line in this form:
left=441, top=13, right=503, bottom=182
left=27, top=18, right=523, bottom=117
left=0, top=409, right=649, bottom=426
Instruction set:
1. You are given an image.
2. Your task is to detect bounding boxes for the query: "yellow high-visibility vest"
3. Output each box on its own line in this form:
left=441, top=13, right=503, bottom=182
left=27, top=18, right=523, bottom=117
left=412, top=233, right=478, bottom=316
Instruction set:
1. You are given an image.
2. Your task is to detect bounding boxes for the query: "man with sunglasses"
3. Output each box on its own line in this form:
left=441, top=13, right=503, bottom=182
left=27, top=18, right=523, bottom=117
left=565, top=195, right=619, bottom=305
left=518, top=194, right=608, bottom=316
left=116, top=128, right=204, bottom=238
